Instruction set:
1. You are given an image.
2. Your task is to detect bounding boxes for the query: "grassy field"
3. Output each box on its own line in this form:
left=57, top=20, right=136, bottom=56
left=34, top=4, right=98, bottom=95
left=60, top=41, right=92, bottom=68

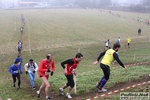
left=0, top=8, right=150, bottom=100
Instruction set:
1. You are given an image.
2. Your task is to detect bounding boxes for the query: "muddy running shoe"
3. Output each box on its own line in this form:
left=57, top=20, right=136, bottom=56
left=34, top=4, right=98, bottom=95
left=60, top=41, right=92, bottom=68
left=96, top=82, right=101, bottom=89
left=98, top=88, right=107, bottom=92
left=18, top=86, right=20, bottom=89
left=13, top=84, right=16, bottom=87
left=32, top=87, right=35, bottom=90
left=66, top=93, right=72, bottom=99
left=59, top=88, right=64, bottom=95
left=36, top=91, right=40, bottom=98
left=96, top=83, right=99, bottom=88
left=46, top=97, right=51, bottom=100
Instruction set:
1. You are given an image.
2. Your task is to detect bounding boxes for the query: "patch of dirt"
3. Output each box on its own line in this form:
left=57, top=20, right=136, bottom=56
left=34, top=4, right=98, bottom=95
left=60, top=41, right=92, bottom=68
left=18, top=23, right=150, bottom=100
left=75, top=75, right=150, bottom=100
left=21, top=74, right=150, bottom=100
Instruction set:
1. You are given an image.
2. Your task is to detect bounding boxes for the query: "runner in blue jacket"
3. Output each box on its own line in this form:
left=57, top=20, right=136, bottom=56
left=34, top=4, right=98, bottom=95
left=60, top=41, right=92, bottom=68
left=8, top=61, right=22, bottom=89
left=15, top=55, right=22, bottom=66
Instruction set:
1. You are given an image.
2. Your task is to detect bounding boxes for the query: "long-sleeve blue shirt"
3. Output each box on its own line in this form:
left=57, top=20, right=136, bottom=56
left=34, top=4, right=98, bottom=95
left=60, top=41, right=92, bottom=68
left=8, top=64, right=22, bottom=75
left=15, top=57, right=22, bottom=65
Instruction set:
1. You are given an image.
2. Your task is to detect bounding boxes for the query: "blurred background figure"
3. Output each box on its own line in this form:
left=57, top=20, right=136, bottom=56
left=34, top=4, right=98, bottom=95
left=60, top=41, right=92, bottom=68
left=127, top=37, right=131, bottom=48
left=138, top=28, right=141, bottom=35
left=105, top=39, right=110, bottom=50
left=16, top=40, right=22, bottom=55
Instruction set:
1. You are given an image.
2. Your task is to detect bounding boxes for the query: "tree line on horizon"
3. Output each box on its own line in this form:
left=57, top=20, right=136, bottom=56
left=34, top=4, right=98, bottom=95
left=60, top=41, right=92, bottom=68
left=19, top=0, right=150, bottom=7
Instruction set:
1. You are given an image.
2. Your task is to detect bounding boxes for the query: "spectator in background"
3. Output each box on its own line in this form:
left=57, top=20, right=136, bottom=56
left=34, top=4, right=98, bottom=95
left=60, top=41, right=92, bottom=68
left=138, top=28, right=141, bottom=35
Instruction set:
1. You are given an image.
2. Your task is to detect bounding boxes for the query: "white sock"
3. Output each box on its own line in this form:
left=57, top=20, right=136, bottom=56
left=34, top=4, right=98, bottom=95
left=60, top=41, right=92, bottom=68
left=66, top=92, right=69, bottom=95
left=46, top=96, right=49, bottom=99
left=60, top=88, right=63, bottom=91
left=37, top=91, right=40, bottom=94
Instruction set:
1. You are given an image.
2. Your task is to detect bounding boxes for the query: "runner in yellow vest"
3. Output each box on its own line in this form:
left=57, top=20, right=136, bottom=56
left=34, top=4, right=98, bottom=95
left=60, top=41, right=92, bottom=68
left=93, top=43, right=127, bottom=92
left=127, top=38, right=131, bottom=48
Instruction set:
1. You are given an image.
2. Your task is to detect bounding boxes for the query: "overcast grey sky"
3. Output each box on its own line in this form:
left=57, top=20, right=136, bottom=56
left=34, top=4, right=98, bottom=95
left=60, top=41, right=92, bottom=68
left=112, top=0, right=141, bottom=4
left=0, top=0, right=18, bottom=3
left=0, top=0, right=142, bottom=6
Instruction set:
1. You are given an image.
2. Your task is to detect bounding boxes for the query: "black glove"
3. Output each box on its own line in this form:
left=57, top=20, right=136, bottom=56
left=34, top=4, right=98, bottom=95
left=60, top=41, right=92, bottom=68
left=47, top=69, right=51, bottom=72
left=33, top=70, right=35, bottom=73
left=51, top=72, right=53, bottom=76
left=26, top=71, right=28, bottom=74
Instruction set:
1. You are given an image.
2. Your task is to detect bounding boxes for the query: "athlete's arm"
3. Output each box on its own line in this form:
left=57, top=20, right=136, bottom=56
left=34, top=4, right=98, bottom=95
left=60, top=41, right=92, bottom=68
left=8, top=66, right=13, bottom=74
left=34, top=62, right=38, bottom=71
left=24, top=63, right=28, bottom=71
left=61, top=59, right=74, bottom=69
left=51, top=60, right=56, bottom=72
left=113, top=52, right=125, bottom=68
left=97, top=51, right=106, bottom=62
left=39, top=60, right=47, bottom=72
left=19, top=65, right=22, bottom=74
left=20, top=58, right=23, bottom=63
left=8, top=65, right=15, bottom=74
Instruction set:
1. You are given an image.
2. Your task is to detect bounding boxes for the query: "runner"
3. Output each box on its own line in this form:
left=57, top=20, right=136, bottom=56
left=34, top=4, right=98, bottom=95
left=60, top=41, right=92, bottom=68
left=93, top=43, right=126, bottom=92
left=59, top=53, right=83, bottom=99
left=20, top=14, right=25, bottom=26
left=127, top=38, right=131, bottom=48
left=20, top=26, right=23, bottom=34
left=8, top=60, right=22, bottom=89
left=24, top=59, right=38, bottom=90
left=138, top=28, right=141, bottom=35
left=105, top=39, right=110, bottom=50
left=15, top=55, right=22, bottom=66
left=36, top=54, right=56, bottom=100
left=16, top=41, right=22, bottom=55
left=116, top=37, right=120, bottom=44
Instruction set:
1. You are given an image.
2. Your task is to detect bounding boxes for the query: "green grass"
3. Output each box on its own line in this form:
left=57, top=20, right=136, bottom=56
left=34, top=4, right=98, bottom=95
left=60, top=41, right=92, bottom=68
left=49, top=65, right=150, bottom=94
left=103, top=83, right=150, bottom=100
left=0, top=8, right=150, bottom=100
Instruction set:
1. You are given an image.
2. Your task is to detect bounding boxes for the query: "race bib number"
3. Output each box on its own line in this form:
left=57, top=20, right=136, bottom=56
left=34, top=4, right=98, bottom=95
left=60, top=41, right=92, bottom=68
left=14, top=70, right=19, bottom=73
left=45, top=72, right=50, bottom=75
left=72, top=69, right=76, bottom=74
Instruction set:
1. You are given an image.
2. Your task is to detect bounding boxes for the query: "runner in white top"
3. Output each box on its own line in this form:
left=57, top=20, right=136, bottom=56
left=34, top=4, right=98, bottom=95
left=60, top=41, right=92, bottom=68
left=24, top=59, right=38, bottom=90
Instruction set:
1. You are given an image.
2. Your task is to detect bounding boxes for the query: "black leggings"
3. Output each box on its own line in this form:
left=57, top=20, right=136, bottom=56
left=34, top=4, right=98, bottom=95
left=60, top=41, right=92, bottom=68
left=65, top=74, right=75, bottom=88
left=12, top=73, right=21, bottom=86
left=128, top=43, right=130, bottom=46
left=100, top=63, right=110, bottom=80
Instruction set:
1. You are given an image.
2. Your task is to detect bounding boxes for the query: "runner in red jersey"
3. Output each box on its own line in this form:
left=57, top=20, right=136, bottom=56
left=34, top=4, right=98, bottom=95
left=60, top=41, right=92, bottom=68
left=36, top=54, right=56, bottom=100
left=59, top=53, right=83, bottom=99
